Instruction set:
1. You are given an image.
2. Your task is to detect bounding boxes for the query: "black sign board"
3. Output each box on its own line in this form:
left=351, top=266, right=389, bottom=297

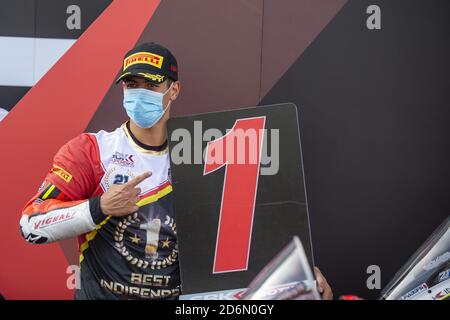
left=168, top=103, right=314, bottom=296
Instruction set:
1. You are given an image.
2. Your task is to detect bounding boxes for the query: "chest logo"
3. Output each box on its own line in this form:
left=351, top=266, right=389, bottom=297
left=111, top=152, right=135, bottom=167
left=114, top=212, right=178, bottom=270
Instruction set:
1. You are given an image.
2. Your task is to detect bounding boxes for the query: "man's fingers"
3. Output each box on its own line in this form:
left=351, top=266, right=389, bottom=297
left=314, top=266, right=333, bottom=300
left=129, top=196, right=140, bottom=205
left=314, top=267, right=322, bottom=281
left=314, top=267, right=326, bottom=291
left=132, top=187, right=142, bottom=197
left=125, top=172, right=152, bottom=188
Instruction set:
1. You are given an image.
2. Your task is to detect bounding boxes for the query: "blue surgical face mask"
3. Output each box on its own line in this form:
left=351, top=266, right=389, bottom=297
left=123, top=83, right=173, bottom=129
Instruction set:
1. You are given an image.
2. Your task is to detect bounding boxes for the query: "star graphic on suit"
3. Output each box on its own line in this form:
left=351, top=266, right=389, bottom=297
left=162, top=238, right=171, bottom=248
left=129, top=234, right=141, bottom=244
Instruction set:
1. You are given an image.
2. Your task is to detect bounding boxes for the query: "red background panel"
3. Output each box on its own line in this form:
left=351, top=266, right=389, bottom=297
left=0, top=0, right=160, bottom=299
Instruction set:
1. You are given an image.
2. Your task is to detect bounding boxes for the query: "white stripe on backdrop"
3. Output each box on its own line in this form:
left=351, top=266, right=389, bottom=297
left=0, top=36, right=76, bottom=87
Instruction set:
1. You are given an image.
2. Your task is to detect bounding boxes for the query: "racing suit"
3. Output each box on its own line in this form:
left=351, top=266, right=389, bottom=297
left=19, top=121, right=180, bottom=299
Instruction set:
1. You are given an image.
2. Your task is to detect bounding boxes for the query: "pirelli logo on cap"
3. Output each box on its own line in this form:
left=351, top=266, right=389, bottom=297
left=123, top=52, right=164, bottom=71
left=51, top=165, right=73, bottom=183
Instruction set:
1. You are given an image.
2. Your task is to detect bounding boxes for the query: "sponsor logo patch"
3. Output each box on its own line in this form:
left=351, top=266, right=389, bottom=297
left=112, top=152, right=135, bottom=167
left=123, top=52, right=164, bottom=70
left=34, top=211, right=76, bottom=229
left=51, top=165, right=73, bottom=183
left=400, top=283, right=428, bottom=300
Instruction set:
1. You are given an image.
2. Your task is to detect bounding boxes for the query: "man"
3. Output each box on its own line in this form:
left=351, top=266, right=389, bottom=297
left=19, top=42, right=332, bottom=300
left=20, top=42, right=181, bottom=299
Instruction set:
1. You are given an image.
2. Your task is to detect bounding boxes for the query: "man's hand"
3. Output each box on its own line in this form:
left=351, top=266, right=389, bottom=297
left=314, top=267, right=333, bottom=300
left=100, top=172, right=152, bottom=217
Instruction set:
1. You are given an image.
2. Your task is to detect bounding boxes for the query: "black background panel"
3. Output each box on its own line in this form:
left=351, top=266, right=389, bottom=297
left=35, top=0, right=112, bottom=39
left=0, top=0, right=36, bottom=37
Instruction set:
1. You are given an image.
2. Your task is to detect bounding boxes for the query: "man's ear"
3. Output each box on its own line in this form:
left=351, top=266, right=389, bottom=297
left=170, top=81, right=180, bottom=101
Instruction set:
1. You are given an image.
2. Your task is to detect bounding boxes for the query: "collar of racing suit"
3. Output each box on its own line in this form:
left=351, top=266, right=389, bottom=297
left=123, top=121, right=168, bottom=154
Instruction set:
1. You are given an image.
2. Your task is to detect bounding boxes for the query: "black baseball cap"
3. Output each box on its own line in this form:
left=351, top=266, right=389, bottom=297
left=116, top=42, right=178, bottom=84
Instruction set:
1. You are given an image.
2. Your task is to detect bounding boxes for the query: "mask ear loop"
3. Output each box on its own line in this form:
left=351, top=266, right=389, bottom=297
left=162, top=82, right=174, bottom=113
left=150, top=84, right=173, bottom=126
left=162, top=100, right=172, bottom=114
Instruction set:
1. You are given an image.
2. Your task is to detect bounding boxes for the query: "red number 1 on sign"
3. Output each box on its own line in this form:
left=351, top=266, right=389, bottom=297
left=203, top=116, right=266, bottom=273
